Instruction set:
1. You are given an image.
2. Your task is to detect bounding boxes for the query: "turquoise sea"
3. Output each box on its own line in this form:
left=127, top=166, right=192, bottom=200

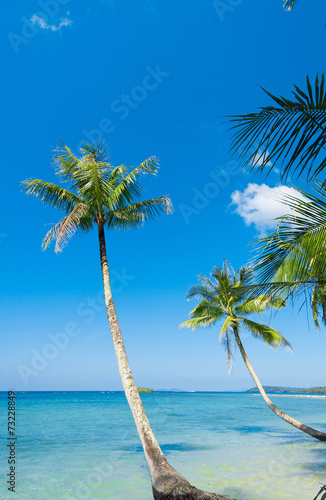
left=0, top=391, right=325, bottom=499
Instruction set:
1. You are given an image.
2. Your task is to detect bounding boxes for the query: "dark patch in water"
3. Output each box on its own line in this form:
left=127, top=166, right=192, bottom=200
left=161, top=443, right=212, bottom=453
left=302, top=462, right=326, bottom=473
left=121, top=442, right=212, bottom=455
left=235, top=425, right=269, bottom=434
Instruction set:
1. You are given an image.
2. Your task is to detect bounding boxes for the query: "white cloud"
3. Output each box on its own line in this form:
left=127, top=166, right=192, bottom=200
left=231, top=183, right=308, bottom=234
left=30, top=15, right=72, bottom=32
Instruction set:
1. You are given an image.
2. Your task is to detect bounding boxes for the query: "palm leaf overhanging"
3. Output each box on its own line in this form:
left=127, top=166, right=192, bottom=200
left=253, top=182, right=326, bottom=283
left=283, top=0, right=296, bottom=10
left=227, top=74, right=326, bottom=182
left=248, top=181, right=326, bottom=326
left=22, top=142, right=173, bottom=252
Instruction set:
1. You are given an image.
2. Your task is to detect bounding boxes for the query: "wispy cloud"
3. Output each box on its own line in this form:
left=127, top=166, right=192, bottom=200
left=30, top=15, right=72, bottom=32
left=230, top=183, right=308, bottom=235
left=250, top=149, right=273, bottom=168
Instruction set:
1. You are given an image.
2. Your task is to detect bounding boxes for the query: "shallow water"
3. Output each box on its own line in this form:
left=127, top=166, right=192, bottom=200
left=0, top=391, right=325, bottom=499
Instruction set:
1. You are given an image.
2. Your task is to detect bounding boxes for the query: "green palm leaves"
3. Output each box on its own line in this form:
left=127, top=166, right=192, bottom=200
left=228, top=74, right=326, bottom=182
left=180, top=263, right=289, bottom=372
left=22, top=142, right=172, bottom=252
left=227, top=74, right=326, bottom=329
left=254, top=182, right=326, bottom=282
left=252, top=182, right=326, bottom=327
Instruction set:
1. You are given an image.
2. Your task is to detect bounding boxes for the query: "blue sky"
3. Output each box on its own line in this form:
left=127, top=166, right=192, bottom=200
left=1, top=0, right=326, bottom=391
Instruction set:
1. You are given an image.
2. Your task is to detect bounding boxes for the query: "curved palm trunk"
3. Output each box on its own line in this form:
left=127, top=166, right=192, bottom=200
left=98, top=224, right=231, bottom=500
left=232, top=324, right=326, bottom=441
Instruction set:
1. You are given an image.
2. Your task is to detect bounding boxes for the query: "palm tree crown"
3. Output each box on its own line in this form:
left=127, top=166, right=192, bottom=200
left=22, top=142, right=172, bottom=251
left=180, top=262, right=289, bottom=371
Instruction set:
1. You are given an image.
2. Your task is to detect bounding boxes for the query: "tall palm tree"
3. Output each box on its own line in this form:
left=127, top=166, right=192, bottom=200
left=180, top=262, right=326, bottom=441
left=22, top=142, right=231, bottom=500
left=227, top=73, right=326, bottom=183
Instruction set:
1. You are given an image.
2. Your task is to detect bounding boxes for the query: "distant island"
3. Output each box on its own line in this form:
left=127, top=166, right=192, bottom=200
left=137, top=387, right=153, bottom=393
left=246, top=386, right=326, bottom=394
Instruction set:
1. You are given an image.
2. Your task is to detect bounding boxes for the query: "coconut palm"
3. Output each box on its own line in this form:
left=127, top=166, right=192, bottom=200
left=180, top=262, right=326, bottom=441
left=22, top=142, right=231, bottom=500
left=227, top=73, right=326, bottom=183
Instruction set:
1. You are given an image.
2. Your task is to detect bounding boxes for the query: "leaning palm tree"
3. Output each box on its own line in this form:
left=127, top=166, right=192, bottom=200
left=22, top=142, right=231, bottom=500
left=180, top=262, right=326, bottom=441
left=227, top=73, right=326, bottom=183
left=250, top=182, right=326, bottom=327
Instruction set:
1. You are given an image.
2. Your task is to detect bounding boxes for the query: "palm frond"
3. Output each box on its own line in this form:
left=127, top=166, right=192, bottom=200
left=234, top=266, right=254, bottom=287
left=180, top=313, right=217, bottom=330
left=220, top=330, right=235, bottom=374
left=186, top=282, right=220, bottom=302
left=180, top=300, right=226, bottom=331
left=22, top=179, right=81, bottom=213
left=107, top=157, right=160, bottom=208
left=236, top=295, right=285, bottom=315
left=56, top=203, right=89, bottom=252
left=233, top=279, right=319, bottom=304
left=241, top=318, right=291, bottom=349
left=54, top=142, right=114, bottom=209
left=53, top=143, right=81, bottom=182
left=253, top=183, right=326, bottom=286
left=105, top=196, right=172, bottom=230
left=79, top=141, right=110, bottom=164
left=75, top=158, right=113, bottom=212
left=210, top=263, right=238, bottom=308
left=219, top=316, right=238, bottom=339
left=312, top=284, right=321, bottom=329
left=42, top=219, right=66, bottom=251
left=42, top=203, right=89, bottom=253
left=180, top=317, right=216, bottom=330
left=227, top=74, right=326, bottom=181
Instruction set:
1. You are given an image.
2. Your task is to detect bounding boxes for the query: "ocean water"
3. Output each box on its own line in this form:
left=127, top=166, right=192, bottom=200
left=0, top=391, right=325, bottom=500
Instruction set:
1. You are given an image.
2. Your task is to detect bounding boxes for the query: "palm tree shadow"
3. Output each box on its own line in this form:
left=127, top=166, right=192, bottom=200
left=302, top=446, right=326, bottom=475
